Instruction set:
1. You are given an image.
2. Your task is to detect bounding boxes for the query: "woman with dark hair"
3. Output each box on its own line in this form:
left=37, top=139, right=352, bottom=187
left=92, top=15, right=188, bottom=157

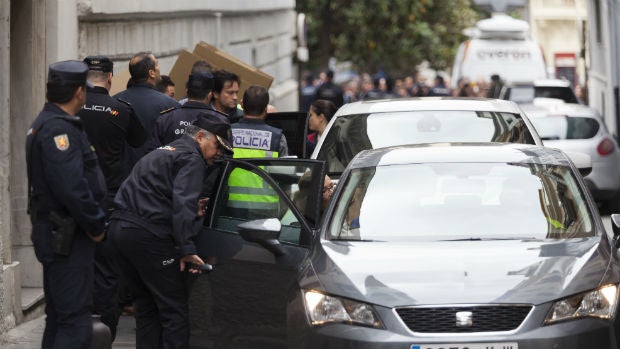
left=305, top=99, right=338, bottom=158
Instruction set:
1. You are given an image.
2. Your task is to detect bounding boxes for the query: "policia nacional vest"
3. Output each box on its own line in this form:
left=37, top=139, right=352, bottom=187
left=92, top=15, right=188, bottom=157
left=228, top=119, right=283, bottom=214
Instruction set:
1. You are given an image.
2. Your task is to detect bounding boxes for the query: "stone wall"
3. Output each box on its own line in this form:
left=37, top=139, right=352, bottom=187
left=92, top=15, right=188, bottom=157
left=77, top=0, right=298, bottom=110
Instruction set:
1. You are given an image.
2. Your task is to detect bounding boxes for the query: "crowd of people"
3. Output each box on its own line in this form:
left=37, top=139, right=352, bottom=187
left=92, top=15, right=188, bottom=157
left=301, top=69, right=590, bottom=110
left=25, top=51, right=298, bottom=349
left=299, top=69, right=506, bottom=111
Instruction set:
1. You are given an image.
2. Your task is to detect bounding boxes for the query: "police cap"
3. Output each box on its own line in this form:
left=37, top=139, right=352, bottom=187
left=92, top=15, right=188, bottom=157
left=192, top=113, right=233, bottom=154
left=84, top=55, right=114, bottom=73
left=47, top=60, right=89, bottom=86
left=186, top=72, right=214, bottom=91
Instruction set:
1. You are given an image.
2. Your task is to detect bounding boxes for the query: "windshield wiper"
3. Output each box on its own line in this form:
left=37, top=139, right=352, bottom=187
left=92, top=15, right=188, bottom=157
left=333, top=238, right=384, bottom=242
left=440, top=237, right=540, bottom=241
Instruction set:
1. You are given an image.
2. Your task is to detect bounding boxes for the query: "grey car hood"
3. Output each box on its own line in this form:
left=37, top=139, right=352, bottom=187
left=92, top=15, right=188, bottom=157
left=313, top=237, right=610, bottom=307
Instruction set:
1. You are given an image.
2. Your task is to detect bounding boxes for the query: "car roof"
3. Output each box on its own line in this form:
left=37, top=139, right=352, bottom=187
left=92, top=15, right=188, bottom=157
left=504, top=79, right=572, bottom=87
left=349, top=143, right=571, bottom=169
left=334, top=97, right=524, bottom=116
left=520, top=98, right=600, bottom=118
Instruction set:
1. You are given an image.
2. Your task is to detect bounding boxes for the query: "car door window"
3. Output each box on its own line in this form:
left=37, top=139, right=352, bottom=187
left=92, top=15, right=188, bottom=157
left=212, top=160, right=325, bottom=245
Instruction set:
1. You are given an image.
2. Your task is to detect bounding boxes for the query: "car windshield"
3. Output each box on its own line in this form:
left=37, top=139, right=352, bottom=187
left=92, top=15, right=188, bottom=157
left=529, top=116, right=599, bottom=140
left=328, top=162, right=594, bottom=241
left=316, top=111, right=537, bottom=175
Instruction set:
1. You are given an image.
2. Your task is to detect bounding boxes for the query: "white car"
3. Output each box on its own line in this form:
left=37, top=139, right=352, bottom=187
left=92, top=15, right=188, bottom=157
left=520, top=98, right=620, bottom=209
left=499, top=79, right=581, bottom=104
left=311, top=97, right=543, bottom=176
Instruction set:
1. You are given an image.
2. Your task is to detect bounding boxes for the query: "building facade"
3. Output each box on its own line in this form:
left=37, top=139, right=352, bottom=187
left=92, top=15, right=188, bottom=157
left=0, top=0, right=299, bottom=334
left=586, top=0, right=620, bottom=136
left=528, top=0, right=588, bottom=87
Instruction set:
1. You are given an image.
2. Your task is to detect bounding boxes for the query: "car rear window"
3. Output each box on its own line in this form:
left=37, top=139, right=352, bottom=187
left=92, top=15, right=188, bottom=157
left=530, top=116, right=599, bottom=140
left=506, top=86, right=579, bottom=104
left=315, top=111, right=537, bottom=175
left=535, top=86, right=579, bottom=104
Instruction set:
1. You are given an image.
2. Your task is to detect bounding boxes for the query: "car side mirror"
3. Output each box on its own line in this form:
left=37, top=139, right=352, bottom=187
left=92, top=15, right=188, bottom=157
left=612, top=214, right=620, bottom=249
left=565, top=151, right=592, bottom=177
left=238, top=218, right=284, bottom=256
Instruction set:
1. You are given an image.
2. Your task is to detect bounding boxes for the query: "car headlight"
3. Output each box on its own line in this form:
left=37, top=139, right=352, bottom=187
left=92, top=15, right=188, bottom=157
left=545, top=284, right=618, bottom=324
left=303, top=289, right=382, bottom=328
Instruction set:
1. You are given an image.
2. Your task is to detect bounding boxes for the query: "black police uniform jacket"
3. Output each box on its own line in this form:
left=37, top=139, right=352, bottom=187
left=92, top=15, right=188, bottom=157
left=231, top=118, right=284, bottom=155
left=149, top=101, right=228, bottom=150
left=79, top=85, right=147, bottom=194
left=113, top=135, right=208, bottom=256
left=26, top=102, right=106, bottom=234
left=315, top=81, right=344, bottom=108
left=113, top=82, right=179, bottom=168
left=209, top=101, right=244, bottom=124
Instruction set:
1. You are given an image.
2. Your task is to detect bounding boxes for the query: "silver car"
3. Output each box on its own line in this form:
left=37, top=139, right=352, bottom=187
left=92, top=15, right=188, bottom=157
left=190, top=143, right=620, bottom=348
left=311, top=97, right=542, bottom=176
left=520, top=98, right=620, bottom=209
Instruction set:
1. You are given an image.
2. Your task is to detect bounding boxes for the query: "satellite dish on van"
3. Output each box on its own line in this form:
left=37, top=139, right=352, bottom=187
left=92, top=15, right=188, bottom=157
left=475, top=14, right=530, bottom=40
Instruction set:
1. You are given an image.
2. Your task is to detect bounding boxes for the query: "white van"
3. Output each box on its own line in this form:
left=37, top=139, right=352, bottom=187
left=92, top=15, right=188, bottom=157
left=451, top=13, right=548, bottom=87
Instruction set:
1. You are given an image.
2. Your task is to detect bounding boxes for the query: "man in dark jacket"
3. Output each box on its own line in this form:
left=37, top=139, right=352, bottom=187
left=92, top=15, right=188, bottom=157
left=113, top=51, right=179, bottom=172
left=315, top=69, right=344, bottom=108
left=149, top=71, right=228, bottom=150
left=428, top=75, right=453, bottom=96
left=108, top=115, right=233, bottom=349
left=78, top=55, right=148, bottom=341
left=211, top=69, right=244, bottom=123
left=26, top=60, right=107, bottom=349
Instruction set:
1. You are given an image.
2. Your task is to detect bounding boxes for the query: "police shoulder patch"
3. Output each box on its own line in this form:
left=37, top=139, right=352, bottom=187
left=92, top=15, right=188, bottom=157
left=157, top=145, right=176, bottom=151
left=160, top=106, right=178, bottom=115
left=116, top=97, right=132, bottom=106
left=53, top=134, right=70, bottom=151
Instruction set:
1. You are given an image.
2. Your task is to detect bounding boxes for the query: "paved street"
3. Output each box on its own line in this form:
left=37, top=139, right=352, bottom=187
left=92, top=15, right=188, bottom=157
left=2, top=315, right=136, bottom=349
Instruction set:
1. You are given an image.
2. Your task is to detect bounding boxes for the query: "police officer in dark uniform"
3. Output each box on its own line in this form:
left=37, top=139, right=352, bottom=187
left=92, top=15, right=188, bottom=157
left=108, top=115, right=233, bottom=349
left=227, top=85, right=288, bottom=218
left=78, top=55, right=147, bottom=341
left=149, top=71, right=228, bottom=150
left=26, top=60, right=107, bottom=349
left=231, top=85, right=289, bottom=158
left=314, top=69, right=344, bottom=108
left=428, top=75, right=453, bottom=96
left=113, top=52, right=179, bottom=171
left=80, top=55, right=147, bottom=207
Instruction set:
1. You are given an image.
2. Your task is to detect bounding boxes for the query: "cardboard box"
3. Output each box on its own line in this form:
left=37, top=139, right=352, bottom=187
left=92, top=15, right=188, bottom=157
left=109, top=69, right=132, bottom=96
left=192, top=41, right=273, bottom=100
left=168, top=50, right=207, bottom=100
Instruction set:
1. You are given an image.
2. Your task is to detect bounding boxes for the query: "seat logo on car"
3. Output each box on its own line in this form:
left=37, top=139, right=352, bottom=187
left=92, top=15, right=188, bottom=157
left=455, top=311, right=473, bottom=327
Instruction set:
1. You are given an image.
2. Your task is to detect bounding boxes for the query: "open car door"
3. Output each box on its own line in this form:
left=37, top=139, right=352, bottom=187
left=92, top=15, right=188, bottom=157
left=265, top=111, right=309, bottom=158
left=189, top=158, right=326, bottom=347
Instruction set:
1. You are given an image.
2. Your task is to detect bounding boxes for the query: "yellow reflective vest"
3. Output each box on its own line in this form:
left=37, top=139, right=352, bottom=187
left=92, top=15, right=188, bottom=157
left=227, top=121, right=283, bottom=212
